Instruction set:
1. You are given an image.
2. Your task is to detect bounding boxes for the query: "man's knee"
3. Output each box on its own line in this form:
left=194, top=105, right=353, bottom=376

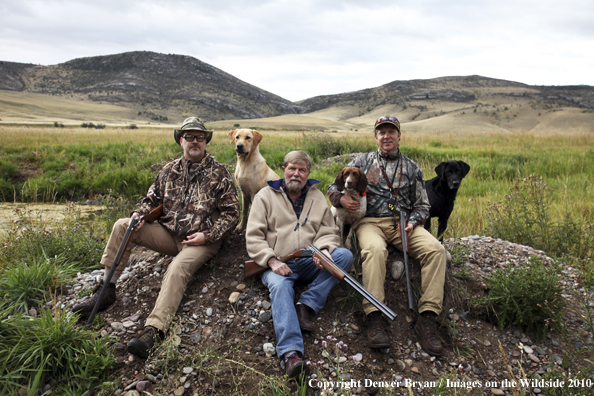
left=332, top=248, right=354, bottom=271
left=113, top=218, right=129, bottom=232
left=361, top=244, right=388, bottom=262
left=263, top=273, right=293, bottom=295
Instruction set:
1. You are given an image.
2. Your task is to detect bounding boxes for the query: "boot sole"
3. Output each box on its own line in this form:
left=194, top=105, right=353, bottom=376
left=368, top=341, right=391, bottom=349
left=287, top=363, right=310, bottom=379
left=72, top=302, right=114, bottom=316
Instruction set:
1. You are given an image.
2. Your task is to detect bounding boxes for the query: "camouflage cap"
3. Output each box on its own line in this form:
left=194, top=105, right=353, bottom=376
left=174, top=117, right=214, bottom=145
left=374, top=115, right=400, bottom=132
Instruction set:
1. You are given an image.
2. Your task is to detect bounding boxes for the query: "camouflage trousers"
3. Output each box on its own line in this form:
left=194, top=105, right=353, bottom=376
left=353, top=217, right=446, bottom=316
left=101, top=218, right=221, bottom=331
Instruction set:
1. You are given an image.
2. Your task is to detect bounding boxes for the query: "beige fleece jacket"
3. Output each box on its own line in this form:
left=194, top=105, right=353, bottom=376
left=246, top=183, right=340, bottom=268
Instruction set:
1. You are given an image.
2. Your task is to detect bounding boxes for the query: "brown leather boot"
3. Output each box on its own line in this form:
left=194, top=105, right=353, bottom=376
left=71, top=283, right=116, bottom=316
left=367, top=311, right=390, bottom=349
left=295, top=304, right=315, bottom=333
left=284, top=353, right=310, bottom=379
left=414, top=311, right=443, bottom=356
left=127, top=326, right=164, bottom=359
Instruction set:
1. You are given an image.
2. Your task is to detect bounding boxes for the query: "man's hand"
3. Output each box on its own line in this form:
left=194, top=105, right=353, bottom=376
left=182, top=232, right=206, bottom=246
left=313, top=248, right=333, bottom=270
left=268, top=257, right=293, bottom=276
left=397, top=222, right=414, bottom=251
left=340, top=194, right=360, bottom=213
left=131, top=212, right=145, bottom=231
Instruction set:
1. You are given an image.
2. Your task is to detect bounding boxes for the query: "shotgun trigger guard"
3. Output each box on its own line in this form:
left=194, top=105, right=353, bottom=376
left=130, top=216, right=142, bottom=231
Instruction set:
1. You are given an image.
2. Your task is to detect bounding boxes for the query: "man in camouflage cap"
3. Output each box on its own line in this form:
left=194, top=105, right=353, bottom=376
left=327, top=116, right=446, bottom=356
left=73, top=117, right=239, bottom=358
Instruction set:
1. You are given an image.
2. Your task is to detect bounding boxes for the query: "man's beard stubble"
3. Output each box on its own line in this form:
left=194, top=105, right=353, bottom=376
left=286, top=178, right=304, bottom=193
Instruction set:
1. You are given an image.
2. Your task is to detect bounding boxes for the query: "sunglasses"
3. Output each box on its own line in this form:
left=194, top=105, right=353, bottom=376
left=183, top=134, right=206, bottom=142
left=375, top=116, right=399, bottom=124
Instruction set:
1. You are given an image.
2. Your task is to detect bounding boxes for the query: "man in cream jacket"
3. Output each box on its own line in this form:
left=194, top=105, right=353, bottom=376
left=246, top=151, right=353, bottom=380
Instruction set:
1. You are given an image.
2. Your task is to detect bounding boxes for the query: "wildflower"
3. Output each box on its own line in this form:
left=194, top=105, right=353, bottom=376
left=306, top=361, right=311, bottom=365
left=314, top=339, right=318, bottom=344
left=322, top=341, right=327, bottom=346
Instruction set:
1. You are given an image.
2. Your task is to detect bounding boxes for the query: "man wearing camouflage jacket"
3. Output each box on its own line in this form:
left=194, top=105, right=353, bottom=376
left=328, top=115, right=446, bottom=356
left=73, top=117, right=239, bottom=358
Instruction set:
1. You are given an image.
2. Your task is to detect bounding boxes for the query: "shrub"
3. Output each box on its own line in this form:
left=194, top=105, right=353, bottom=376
left=474, top=256, right=563, bottom=341
left=127, top=124, right=138, bottom=129
left=0, top=252, right=78, bottom=313
left=0, top=306, right=114, bottom=394
left=484, top=174, right=594, bottom=260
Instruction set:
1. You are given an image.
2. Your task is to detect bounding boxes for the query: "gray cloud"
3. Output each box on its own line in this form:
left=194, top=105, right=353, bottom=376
left=0, top=0, right=592, bottom=101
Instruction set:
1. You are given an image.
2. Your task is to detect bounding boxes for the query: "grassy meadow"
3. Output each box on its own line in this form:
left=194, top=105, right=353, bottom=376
left=1, top=125, right=593, bottom=394
left=1, top=125, right=592, bottom=239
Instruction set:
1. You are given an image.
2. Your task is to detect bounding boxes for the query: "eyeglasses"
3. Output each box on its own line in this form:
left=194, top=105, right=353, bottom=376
left=375, top=116, right=399, bottom=125
left=183, top=134, right=206, bottom=142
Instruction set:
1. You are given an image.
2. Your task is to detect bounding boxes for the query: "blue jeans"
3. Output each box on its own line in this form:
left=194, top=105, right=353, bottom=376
left=261, top=248, right=353, bottom=359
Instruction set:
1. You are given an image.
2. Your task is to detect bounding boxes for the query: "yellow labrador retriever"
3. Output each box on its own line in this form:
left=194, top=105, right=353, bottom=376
left=228, top=128, right=279, bottom=232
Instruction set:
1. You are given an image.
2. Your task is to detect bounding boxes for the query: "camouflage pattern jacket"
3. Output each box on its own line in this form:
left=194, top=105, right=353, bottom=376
left=135, top=153, right=239, bottom=244
left=328, top=150, right=430, bottom=227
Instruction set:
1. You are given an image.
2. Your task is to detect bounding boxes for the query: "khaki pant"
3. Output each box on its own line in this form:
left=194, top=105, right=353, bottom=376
left=353, top=217, right=446, bottom=316
left=101, top=218, right=221, bottom=331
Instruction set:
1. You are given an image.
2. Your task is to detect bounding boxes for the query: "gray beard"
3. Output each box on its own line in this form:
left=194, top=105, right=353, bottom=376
left=286, top=179, right=304, bottom=193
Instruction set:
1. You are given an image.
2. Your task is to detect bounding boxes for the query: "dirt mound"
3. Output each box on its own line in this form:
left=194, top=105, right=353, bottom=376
left=64, top=233, right=593, bottom=395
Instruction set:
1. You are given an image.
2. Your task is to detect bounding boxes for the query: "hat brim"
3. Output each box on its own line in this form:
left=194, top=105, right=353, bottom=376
left=374, top=121, right=400, bottom=131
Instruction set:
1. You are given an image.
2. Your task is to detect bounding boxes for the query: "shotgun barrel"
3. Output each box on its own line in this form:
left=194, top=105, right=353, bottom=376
left=399, top=209, right=414, bottom=311
left=86, top=205, right=163, bottom=325
left=307, top=244, right=396, bottom=321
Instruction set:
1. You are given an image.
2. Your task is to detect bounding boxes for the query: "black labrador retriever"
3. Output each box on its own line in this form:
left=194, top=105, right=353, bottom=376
left=424, top=160, right=470, bottom=241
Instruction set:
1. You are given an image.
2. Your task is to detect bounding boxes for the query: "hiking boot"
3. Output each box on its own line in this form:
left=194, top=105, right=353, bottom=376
left=127, top=326, right=164, bottom=359
left=367, top=311, right=390, bottom=349
left=296, top=304, right=315, bottom=333
left=414, top=311, right=443, bottom=356
left=71, top=283, right=116, bottom=316
left=284, top=353, right=309, bottom=379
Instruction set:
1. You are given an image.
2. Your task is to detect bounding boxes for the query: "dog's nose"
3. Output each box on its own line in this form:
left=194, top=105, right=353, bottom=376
left=237, top=144, right=244, bottom=150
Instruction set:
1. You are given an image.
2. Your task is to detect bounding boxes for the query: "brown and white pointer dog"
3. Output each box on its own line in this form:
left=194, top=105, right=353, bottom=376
left=331, top=166, right=367, bottom=249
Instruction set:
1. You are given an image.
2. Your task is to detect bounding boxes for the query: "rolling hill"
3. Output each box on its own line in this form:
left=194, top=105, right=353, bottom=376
left=1, top=52, right=594, bottom=133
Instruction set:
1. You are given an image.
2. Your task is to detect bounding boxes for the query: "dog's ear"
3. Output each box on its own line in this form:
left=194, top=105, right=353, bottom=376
left=252, top=130, right=263, bottom=146
left=459, top=161, right=470, bottom=178
left=356, top=170, right=368, bottom=193
left=435, top=162, right=446, bottom=179
left=334, top=169, right=345, bottom=191
left=227, top=130, right=237, bottom=144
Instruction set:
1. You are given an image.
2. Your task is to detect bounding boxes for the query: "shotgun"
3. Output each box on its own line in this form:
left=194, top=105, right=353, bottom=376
left=245, top=246, right=396, bottom=320
left=86, top=204, right=164, bottom=325
left=306, top=244, right=396, bottom=320
left=399, top=209, right=414, bottom=311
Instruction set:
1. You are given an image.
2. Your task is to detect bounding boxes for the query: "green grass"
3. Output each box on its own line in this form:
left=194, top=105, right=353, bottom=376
left=0, top=305, right=114, bottom=395
left=1, top=126, right=593, bottom=239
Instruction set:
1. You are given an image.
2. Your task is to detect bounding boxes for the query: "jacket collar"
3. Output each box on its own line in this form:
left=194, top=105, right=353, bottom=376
left=181, top=151, right=212, bottom=171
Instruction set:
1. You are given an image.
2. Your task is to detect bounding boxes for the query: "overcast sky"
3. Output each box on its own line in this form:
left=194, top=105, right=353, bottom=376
left=1, top=0, right=593, bottom=101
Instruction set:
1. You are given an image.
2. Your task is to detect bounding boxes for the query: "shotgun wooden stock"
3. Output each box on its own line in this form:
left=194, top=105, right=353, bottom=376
left=244, top=249, right=311, bottom=279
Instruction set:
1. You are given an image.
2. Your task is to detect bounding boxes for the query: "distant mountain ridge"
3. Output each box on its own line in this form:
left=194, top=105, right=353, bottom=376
left=0, top=51, right=305, bottom=122
left=297, top=75, right=594, bottom=114
left=1, top=51, right=593, bottom=126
